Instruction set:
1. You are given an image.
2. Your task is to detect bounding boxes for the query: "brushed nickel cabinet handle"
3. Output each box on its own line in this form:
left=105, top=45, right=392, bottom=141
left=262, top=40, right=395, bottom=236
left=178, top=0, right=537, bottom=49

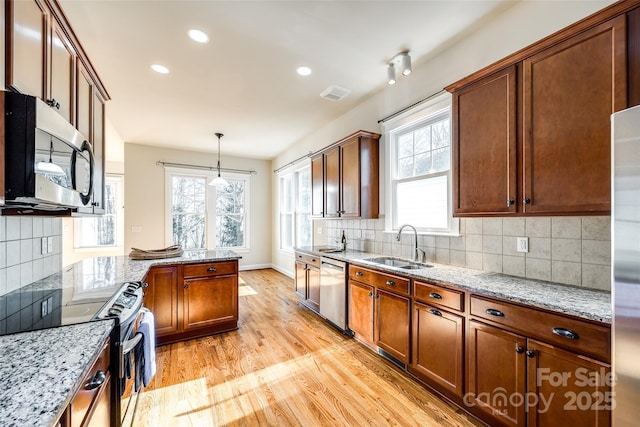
left=207, top=267, right=217, bottom=272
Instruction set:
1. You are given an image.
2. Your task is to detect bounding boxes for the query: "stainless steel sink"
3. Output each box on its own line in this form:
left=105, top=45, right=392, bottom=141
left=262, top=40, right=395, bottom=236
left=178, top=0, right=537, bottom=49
left=365, top=257, right=432, bottom=270
left=317, top=247, right=344, bottom=253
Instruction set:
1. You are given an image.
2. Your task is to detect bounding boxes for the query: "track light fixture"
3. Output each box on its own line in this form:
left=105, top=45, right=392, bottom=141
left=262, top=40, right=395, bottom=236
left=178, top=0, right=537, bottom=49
left=387, top=51, right=412, bottom=85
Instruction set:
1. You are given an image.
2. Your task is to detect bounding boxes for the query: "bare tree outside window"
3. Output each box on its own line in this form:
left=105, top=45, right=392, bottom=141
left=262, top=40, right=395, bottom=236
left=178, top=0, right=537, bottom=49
left=215, top=179, right=245, bottom=247
left=75, top=177, right=121, bottom=248
left=171, top=176, right=206, bottom=249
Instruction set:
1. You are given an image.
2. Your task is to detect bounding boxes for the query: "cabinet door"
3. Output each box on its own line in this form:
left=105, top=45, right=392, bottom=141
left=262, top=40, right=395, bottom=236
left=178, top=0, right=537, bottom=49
left=348, top=280, right=374, bottom=344
left=526, top=339, right=611, bottom=427
left=467, top=321, right=527, bottom=427
left=84, top=372, right=111, bottom=427
left=412, top=302, right=464, bottom=396
left=183, top=275, right=238, bottom=331
left=452, top=66, right=517, bottom=215
left=306, top=265, right=320, bottom=312
left=340, top=137, right=360, bottom=218
left=294, top=261, right=307, bottom=298
left=91, top=91, right=106, bottom=213
left=76, top=64, right=92, bottom=140
left=311, top=155, right=324, bottom=217
left=6, top=0, right=48, bottom=98
left=49, top=19, right=75, bottom=123
left=522, top=16, right=626, bottom=214
left=324, top=147, right=340, bottom=218
left=143, top=266, right=179, bottom=337
left=376, top=289, right=410, bottom=363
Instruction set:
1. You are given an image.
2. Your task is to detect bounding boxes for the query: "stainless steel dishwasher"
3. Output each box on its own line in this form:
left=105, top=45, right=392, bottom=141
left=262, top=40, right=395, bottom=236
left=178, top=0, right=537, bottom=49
left=319, top=257, right=347, bottom=331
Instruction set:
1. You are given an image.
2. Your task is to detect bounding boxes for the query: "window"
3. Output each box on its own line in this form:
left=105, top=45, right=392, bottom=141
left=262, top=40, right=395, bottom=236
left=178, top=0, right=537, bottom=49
left=279, top=164, right=311, bottom=251
left=166, top=169, right=250, bottom=250
left=385, top=92, right=458, bottom=235
left=74, top=175, right=123, bottom=248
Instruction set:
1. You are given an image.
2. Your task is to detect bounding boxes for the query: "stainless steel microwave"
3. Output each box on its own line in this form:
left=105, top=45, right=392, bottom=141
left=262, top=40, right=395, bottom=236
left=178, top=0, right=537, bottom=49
left=2, top=91, right=94, bottom=210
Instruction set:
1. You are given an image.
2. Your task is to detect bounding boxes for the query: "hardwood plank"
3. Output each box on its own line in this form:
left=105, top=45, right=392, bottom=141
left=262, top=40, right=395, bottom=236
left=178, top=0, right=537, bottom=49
left=131, top=269, right=481, bottom=426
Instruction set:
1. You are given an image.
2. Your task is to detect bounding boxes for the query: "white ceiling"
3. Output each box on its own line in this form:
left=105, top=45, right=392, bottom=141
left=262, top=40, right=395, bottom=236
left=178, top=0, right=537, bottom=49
left=59, top=0, right=515, bottom=160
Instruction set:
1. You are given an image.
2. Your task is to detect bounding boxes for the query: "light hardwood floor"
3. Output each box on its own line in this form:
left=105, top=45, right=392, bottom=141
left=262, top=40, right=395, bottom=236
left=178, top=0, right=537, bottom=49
left=128, top=269, right=482, bottom=427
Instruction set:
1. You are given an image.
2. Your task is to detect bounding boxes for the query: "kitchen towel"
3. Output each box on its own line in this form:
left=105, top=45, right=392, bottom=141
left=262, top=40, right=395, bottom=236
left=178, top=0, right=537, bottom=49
left=138, top=308, right=157, bottom=387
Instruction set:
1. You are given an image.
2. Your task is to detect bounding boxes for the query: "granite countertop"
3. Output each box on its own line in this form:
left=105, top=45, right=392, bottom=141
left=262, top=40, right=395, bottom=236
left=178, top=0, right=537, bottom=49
left=295, top=246, right=612, bottom=323
left=0, top=320, right=114, bottom=427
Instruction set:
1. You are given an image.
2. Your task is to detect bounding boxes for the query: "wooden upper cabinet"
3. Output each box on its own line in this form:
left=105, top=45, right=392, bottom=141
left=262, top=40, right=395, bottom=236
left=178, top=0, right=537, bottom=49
left=6, top=0, right=48, bottom=98
left=340, top=137, right=361, bottom=218
left=310, top=155, right=324, bottom=217
left=76, top=64, right=92, bottom=141
left=92, top=90, right=106, bottom=213
left=453, top=66, right=517, bottom=216
left=522, top=16, right=626, bottom=215
left=324, top=146, right=340, bottom=218
left=49, top=18, right=75, bottom=124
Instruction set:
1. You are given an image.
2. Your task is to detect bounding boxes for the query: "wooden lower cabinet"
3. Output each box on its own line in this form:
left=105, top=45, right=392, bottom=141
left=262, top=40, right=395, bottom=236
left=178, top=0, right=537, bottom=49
left=143, top=260, right=239, bottom=345
left=411, top=302, right=464, bottom=397
left=294, top=252, right=321, bottom=312
left=348, top=280, right=374, bottom=345
left=468, top=320, right=612, bottom=427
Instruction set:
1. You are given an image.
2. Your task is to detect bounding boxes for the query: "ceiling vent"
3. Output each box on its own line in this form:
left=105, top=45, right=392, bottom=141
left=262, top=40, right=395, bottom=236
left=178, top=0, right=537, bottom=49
left=320, top=85, right=351, bottom=102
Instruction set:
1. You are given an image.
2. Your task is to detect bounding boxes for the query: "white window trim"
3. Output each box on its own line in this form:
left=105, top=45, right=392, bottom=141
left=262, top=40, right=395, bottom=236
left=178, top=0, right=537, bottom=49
left=278, top=161, right=311, bottom=254
left=164, top=167, right=251, bottom=251
left=73, top=174, right=124, bottom=249
left=382, top=92, right=460, bottom=236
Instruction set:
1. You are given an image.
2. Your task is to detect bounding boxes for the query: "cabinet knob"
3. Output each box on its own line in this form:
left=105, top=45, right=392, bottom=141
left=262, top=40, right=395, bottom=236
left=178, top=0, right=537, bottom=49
left=429, top=292, right=442, bottom=300
left=85, top=371, right=106, bottom=390
left=485, top=308, right=505, bottom=317
left=429, top=308, right=442, bottom=317
left=184, top=285, right=189, bottom=289
left=526, top=350, right=535, bottom=358
left=207, top=267, right=217, bottom=272
left=375, top=294, right=380, bottom=299
left=368, top=292, right=373, bottom=297
left=523, top=198, right=531, bottom=205
left=338, top=210, right=346, bottom=214
left=46, top=98, right=60, bottom=110
left=507, top=199, right=515, bottom=207
left=552, top=327, right=579, bottom=340
left=356, top=271, right=364, bottom=277
left=515, top=345, right=524, bottom=354
left=385, top=280, right=396, bottom=287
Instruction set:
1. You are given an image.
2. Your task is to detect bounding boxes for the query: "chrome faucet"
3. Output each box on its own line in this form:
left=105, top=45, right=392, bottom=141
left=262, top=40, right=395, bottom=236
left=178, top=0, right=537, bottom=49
left=396, top=224, right=425, bottom=263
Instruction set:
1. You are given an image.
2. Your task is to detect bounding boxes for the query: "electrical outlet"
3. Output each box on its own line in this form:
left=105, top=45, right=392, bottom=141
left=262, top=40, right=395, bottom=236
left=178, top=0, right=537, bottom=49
left=517, top=237, right=529, bottom=253
left=317, top=227, right=323, bottom=235
left=41, top=300, right=48, bottom=318
left=47, top=237, right=53, bottom=254
left=47, top=297, right=53, bottom=314
left=41, top=237, right=48, bottom=255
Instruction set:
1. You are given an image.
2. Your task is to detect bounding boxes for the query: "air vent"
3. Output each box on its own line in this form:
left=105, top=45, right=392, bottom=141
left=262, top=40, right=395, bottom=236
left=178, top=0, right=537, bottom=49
left=320, top=85, right=351, bottom=102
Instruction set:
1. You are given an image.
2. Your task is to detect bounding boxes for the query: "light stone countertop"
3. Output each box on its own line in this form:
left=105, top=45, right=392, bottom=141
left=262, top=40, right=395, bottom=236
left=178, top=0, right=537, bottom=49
left=295, top=246, right=612, bottom=323
left=0, top=320, right=114, bottom=427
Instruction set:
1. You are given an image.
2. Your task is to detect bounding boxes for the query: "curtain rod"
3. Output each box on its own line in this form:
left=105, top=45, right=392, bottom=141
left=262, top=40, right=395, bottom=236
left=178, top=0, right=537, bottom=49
left=377, top=90, right=446, bottom=124
left=273, top=151, right=314, bottom=173
left=156, top=161, right=257, bottom=175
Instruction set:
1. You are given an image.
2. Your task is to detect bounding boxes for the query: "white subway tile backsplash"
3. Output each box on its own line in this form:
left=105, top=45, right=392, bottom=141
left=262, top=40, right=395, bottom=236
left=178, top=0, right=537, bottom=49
left=466, top=252, right=483, bottom=270
left=32, top=217, right=43, bottom=238
left=582, top=217, right=610, bottom=241
left=552, top=217, right=581, bottom=239
left=466, top=218, right=483, bottom=234
left=435, top=236, right=450, bottom=249
left=20, top=217, right=33, bottom=239
left=483, top=218, right=503, bottom=236
left=6, top=266, right=21, bottom=293
left=503, top=256, right=525, bottom=277
left=20, top=239, right=33, bottom=263
left=43, top=218, right=53, bottom=236
left=6, top=241, right=20, bottom=267
left=526, top=217, right=551, bottom=238
left=6, top=217, right=20, bottom=241
left=450, top=236, right=465, bottom=251
left=20, top=261, right=33, bottom=286
left=435, top=248, right=450, bottom=264
left=551, top=238, right=581, bottom=262
left=483, top=253, right=503, bottom=273
left=466, top=234, right=483, bottom=252
left=0, top=269, right=6, bottom=295
left=450, top=250, right=466, bottom=267
left=503, top=236, right=525, bottom=257
left=502, top=217, right=525, bottom=237
left=0, top=242, right=5, bottom=269
left=582, top=264, right=611, bottom=291
left=482, top=235, right=503, bottom=255
left=582, top=240, right=611, bottom=265
left=0, top=217, right=5, bottom=241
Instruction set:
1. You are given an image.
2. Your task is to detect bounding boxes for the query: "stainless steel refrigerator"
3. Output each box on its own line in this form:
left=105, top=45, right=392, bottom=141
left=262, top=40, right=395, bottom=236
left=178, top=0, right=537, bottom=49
left=612, top=105, right=640, bottom=426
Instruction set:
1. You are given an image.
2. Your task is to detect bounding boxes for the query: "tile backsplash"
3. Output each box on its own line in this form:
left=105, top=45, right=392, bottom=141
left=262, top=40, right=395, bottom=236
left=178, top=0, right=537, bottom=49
left=0, top=216, right=63, bottom=296
left=323, top=216, right=611, bottom=291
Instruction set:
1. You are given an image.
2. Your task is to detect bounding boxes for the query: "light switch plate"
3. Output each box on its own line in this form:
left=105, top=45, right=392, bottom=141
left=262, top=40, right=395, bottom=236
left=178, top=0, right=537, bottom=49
left=41, top=237, right=48, bottom=255
left=517, top=237, right=529, bottom=253
left=47, top=237, right=53, bottom=254
left=41, top=300, right=48, bottom=318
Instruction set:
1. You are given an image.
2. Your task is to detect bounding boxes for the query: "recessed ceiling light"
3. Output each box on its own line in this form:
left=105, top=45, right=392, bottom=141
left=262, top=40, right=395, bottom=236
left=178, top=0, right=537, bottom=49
left=188, top=29, right=209, bottom=43
left=296, top=66, right=312, bottom=76
left=151, top=64, right=170, bottom=74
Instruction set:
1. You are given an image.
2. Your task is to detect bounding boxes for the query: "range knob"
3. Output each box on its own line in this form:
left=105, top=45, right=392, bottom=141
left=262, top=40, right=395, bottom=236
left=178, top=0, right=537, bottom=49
left=107, top=307, right=123, bottom=317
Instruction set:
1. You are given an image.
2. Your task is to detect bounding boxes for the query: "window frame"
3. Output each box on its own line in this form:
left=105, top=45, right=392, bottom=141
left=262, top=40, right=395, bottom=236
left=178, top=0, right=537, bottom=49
left=383, top=92, right=459, bottom=236
left=278, top=162, right=312, bottom=253
left=73, top=174, right=124, bottom=249
left=164, top=167, right=251, bottom=251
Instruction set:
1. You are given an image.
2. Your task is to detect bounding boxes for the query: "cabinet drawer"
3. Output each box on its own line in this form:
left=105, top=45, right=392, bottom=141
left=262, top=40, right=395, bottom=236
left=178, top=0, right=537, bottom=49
left=470, top=296, right=610, bottom=362
left=294, top=252, right=321, bottom=268
left=70, top=339, right=110, bottom=427
left=349, top=265, right=410, bottom=295
left=183, top=261, right=238, bottom=278
left=414, top=281, right=464, bottom=312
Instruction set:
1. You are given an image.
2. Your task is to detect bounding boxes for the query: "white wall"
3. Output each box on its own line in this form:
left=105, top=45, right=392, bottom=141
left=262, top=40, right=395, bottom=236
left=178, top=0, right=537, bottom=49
left=271, top=0, right=614, bottom=275
left=124, top=143, right=272, bottom=269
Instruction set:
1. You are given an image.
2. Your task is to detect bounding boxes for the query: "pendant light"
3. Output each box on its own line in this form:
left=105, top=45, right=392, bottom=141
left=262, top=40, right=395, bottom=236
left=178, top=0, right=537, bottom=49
left=35, top=138, right=66, bottom=176
left=209, top=132, right=228, bottom=186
